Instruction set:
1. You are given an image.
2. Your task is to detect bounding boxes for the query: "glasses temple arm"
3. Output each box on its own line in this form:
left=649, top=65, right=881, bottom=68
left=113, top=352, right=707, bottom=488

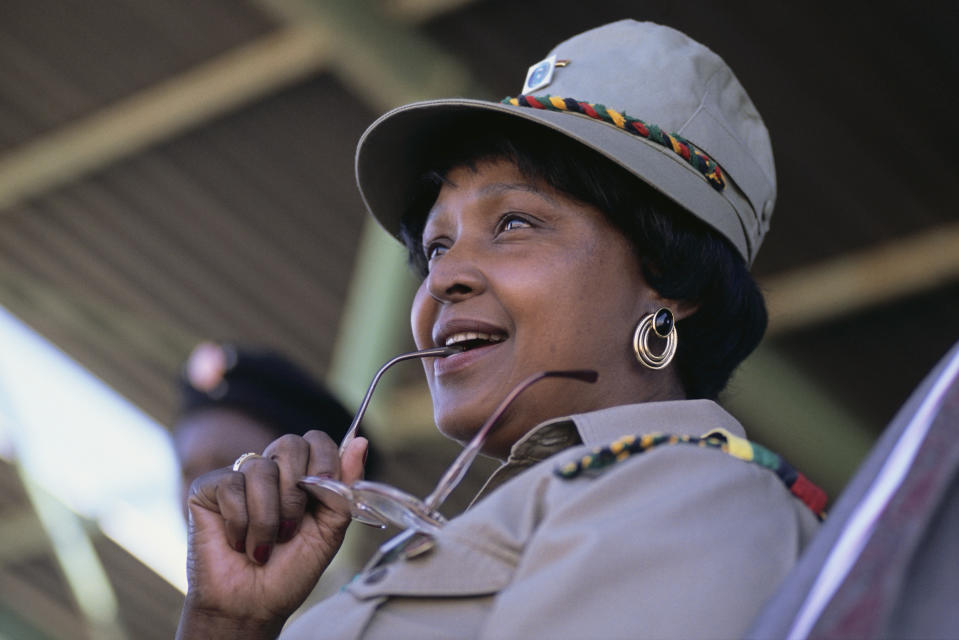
left=423, top=369, right=597, bottom=512
left=338, top=346, right=462, bottom=456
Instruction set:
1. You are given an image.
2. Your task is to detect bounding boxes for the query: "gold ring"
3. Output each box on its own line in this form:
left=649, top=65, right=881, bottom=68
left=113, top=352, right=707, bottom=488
left=232, top=452, right=263, bottom=472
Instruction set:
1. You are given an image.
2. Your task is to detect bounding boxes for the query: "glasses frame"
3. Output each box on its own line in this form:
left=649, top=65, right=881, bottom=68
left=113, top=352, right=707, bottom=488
left=299, top=347, right=596, bottom=533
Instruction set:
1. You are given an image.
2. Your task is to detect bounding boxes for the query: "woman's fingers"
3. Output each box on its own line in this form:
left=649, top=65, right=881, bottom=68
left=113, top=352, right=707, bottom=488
left=187, top=467, right=249, bottom=552
left=188, top=431, right=367, bottom=564
left=263, top=430, right=355, bottom=542
left=263, top=433, right=315, bottom=542
left=234, top=455, right=281, bottom=563
left=182, top=454, right=333, bottom=630
left=187, top=458, right=282, bottom=564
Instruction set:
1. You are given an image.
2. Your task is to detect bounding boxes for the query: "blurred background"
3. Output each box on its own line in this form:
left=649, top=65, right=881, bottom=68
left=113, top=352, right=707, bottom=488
left=0, top=0, right=956, bottom=637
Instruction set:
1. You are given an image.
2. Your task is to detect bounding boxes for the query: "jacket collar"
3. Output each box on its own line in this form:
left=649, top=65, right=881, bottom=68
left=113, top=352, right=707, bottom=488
left=565, top=399, right=746, bottom=444
left=473, top=399, right=746, bottom=504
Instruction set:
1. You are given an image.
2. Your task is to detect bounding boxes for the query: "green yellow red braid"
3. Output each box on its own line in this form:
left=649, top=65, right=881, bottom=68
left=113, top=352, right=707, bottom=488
left=502, top=95, right=726, bottom=191
left=555, top=429, right=827, bottom=520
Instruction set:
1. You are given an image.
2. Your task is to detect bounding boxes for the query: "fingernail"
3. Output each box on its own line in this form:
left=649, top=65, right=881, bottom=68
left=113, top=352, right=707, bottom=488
left=234, top=538, right=246, bottom=553
left=363, top=447, right=369, bottom=465
left=254, top=543, right=273, bottom=564
left=277, top=519, right=297, bottom=543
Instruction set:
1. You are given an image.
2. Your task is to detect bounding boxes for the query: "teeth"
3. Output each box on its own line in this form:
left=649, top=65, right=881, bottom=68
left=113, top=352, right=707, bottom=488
left=444, top=331, right=506, bottom=347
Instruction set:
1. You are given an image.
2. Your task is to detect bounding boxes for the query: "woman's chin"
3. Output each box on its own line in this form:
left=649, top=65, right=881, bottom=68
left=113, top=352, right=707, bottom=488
left=433, top=409, right=524, bottom=460
left=433, top=414, right=482, bottom=445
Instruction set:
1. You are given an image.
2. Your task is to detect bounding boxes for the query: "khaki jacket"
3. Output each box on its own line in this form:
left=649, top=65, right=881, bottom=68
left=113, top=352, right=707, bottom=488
left=283, top=400, right=821, bottom=639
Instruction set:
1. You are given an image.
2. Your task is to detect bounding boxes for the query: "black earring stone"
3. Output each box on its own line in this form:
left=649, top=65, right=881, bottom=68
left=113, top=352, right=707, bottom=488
left=653, top=308, right=674, bottom=338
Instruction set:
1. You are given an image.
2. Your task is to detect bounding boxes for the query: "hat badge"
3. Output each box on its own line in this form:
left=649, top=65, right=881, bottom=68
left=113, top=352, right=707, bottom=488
left=522, top=55, right=569, bottom=95
left=186, top=341, right=229, bottom=394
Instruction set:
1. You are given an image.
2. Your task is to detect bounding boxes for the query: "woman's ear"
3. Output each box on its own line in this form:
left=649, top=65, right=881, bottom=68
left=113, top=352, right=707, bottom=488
left=630, top=265, right=699, bottom=322
left=667, top=297, right=700, bottom=322
left=637, top=289, right=699, bottom=323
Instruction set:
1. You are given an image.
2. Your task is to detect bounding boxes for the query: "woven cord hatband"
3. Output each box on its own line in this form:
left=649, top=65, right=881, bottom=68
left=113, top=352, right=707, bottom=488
left=555, top=429, right=827, bottom=520
left=502, top=95, right=726, bottom=191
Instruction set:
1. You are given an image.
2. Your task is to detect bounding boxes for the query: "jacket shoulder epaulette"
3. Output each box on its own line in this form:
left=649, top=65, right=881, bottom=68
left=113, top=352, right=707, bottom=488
left=554, top=429, right=827, bottom=519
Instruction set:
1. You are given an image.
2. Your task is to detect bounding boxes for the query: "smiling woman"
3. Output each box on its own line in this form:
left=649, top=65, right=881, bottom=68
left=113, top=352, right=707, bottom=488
left=177, top=20, right=824, bottom=640
left=411, top=159, right=671, bottom=457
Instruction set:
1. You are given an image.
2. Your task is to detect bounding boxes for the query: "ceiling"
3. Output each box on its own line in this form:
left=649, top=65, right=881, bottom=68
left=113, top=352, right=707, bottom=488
left=0, top=0, right=957, bottom=636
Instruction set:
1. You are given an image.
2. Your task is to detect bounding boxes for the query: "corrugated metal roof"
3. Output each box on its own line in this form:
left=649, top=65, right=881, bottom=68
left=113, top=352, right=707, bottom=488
left=0, top=0, right=273, bottom=150
left=0, top=73, right=374, bottom=422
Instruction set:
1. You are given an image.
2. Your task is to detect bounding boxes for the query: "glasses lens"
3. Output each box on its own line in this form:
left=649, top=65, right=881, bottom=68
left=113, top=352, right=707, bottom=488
left=352, top=481, right=447, bottom=532
left=299, top=476, right=388, bottom=528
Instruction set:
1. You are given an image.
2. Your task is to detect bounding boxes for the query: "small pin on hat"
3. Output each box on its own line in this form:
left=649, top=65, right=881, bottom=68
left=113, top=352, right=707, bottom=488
left=522, top=55, right=557, bottom=94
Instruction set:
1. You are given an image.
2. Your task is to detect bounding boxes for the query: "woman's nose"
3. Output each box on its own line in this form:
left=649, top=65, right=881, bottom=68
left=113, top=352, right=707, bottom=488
left=425, top=244, right=487, bottom=303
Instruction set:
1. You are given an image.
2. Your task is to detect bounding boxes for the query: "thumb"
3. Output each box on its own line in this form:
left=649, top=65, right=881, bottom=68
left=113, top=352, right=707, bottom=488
left=340, top=436, right=368, bottom=484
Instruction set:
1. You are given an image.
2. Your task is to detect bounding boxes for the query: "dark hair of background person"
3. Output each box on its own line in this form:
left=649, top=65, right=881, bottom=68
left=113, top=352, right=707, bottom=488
left=397, top=116, right=767, bottom=400
left=177, top=343, right=354, bottom=442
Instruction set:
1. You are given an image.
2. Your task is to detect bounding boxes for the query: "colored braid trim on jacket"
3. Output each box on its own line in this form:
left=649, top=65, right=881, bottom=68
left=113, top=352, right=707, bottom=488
left=502, top=95, right=726, bottom=191
left=555, top=429, right=827, bottom=520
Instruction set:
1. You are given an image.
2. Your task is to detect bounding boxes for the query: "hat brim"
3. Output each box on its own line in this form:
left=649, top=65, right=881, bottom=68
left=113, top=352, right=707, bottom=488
left=355, top=98, right=751, bottom=260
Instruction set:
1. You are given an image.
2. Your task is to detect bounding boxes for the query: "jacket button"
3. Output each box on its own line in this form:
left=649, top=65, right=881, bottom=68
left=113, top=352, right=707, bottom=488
left=364, top=567, right=389, bottom=584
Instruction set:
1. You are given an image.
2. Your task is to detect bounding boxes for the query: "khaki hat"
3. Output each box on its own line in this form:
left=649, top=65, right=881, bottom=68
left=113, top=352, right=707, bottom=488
left=355, top=19, right=776, bottom=265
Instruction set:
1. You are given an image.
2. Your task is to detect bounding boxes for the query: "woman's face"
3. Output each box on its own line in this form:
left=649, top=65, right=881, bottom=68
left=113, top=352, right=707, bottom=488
left=411, top=159, right=674, bottom=458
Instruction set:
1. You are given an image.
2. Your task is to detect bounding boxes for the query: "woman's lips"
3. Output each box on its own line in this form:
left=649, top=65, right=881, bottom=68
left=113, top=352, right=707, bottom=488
left=433, top=340, right=504, bottom=376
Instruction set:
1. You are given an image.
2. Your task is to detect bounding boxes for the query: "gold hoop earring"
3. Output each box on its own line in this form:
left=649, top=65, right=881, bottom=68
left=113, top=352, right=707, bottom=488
left=633, top=308, right=677, bottom=370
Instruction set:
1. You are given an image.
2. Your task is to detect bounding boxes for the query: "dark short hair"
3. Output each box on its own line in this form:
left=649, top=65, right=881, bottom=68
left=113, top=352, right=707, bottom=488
left=177, top=343, right=353, bottom=441
left=398, top=116, right=767, bottom=399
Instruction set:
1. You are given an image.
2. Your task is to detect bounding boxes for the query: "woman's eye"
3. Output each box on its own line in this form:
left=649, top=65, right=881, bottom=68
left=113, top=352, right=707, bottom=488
left=498, top=214, right=533, bottom=233
left=425, top=243, right=447, bottom=261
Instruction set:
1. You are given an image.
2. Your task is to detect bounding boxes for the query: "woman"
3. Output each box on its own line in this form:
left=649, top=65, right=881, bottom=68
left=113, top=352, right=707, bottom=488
left=177, top=20, right=823, bottom=639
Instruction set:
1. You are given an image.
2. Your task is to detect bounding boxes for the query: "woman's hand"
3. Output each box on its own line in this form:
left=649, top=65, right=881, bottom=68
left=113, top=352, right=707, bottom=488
left=176, top=430, right=368, bottom=640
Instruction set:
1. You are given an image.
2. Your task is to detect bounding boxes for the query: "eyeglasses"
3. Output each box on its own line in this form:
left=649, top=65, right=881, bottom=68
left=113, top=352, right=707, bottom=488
left=299, top=346, right=596, bottom=533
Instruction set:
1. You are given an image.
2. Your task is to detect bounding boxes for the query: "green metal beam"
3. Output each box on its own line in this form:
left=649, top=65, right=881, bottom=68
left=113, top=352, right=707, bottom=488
left=257, top=0, right=491, bottom=422
left=254, top=0, right=489, bottom=110
left=324, top=221, right=420, bottom=429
